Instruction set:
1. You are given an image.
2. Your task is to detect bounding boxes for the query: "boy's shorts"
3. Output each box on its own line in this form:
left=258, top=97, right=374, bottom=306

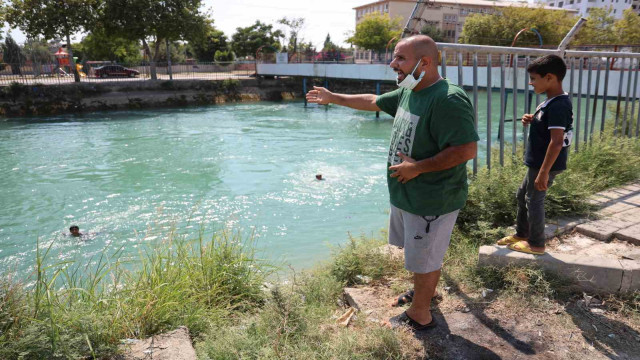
left=388, top=204, right=459, bottom=274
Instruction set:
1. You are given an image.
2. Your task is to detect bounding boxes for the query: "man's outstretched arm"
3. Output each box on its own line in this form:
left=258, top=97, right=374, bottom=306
left=306, top=86, right=381, bottom=112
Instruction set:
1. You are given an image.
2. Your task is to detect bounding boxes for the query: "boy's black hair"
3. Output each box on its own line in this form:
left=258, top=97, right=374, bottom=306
left=69, top=225, right=79, bottom=231
left=527, top=54, right=567, bottom=81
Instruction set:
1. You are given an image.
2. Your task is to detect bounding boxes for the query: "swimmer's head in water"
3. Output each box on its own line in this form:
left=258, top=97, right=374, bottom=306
left=69, top=225, right=81, bottom=236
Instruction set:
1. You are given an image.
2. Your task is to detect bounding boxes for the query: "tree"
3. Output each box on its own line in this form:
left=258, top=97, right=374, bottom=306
left=323, top=33, right=338, bottom=51
left=23, top=37, right=51, bottom=76
left=420, top=25, right=446, bottom=43
left=187, top=20, right=229, bottom=61
left=231, top=21, right=283, bottom=58
left=573, top=7, right=616, bottom=45
left=101, top=0, right=209, bottom=80
left=613, top=8, right=640, bottom=45
left=214, top=49, right=235, bottom=62
left=347, top=13, right=402, bottom=52
left=6, top=0, right=100, bottom=82
left=77, top=29, right=142, bottom=64
left=2, top=35, right=26, bottom=75
left=149, top=40, right=188, bottom=63
left=459, top=7, right=576, bottom=46
left=278, top=17, right=305, bottom=55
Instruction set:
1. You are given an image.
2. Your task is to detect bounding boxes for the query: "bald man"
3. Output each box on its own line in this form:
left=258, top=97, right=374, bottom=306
left=307, top=35, right=478, bottom=331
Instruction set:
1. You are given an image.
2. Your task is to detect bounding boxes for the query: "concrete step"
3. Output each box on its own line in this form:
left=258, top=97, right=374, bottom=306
left=575, top=218, right=636, bottom=241
left=478, top=245, right=640, bottom=293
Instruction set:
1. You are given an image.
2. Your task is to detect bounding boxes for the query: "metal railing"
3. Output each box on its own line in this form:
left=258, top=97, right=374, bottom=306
left=0, top=61, right=256, bottom=85
left=436, top=42, right=640, bottom=174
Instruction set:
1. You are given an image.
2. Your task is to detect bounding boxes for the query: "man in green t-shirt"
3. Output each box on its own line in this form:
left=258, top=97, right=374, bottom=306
left=306, top=35, right=478, bottom=331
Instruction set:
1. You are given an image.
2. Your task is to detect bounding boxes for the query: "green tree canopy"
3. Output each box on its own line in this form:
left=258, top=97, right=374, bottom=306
left=100, top=0, right=209, bottom=79
left=323, top=33, right=338, bottom=51
left=2, top=35, right=25, bottom=75
left=459, top=7, right=576, bottom=46
left=77, top=29, right=142, bottom=64
left=231, top=21, right=283, bottom=58
left=573, top=7, right=616, bottom=45
left=278, top=17, right=305, bottom=54
left=23, top=38, right=51, bottom=65
left=23, top=37, right=51, bottom=76
left=214, top=49, right=235, bottom=62
left=420, top=25, right=446, bottom=43
left=613, top=8, right=640, bottom=45
left=149, top=40, right=188, bottom=63
left=347, top=13, right=402, bottom=52
left=6, top=0, right=100, bottom=81
left=186, top=20, right=229, bottom=62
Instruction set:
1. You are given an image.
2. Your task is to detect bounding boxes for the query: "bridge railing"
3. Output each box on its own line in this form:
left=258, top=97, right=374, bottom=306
left=435, top=42, right=640, bottom=174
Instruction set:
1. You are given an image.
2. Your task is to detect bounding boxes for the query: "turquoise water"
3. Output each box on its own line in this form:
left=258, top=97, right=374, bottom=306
left=0, top=92, right=620, bottom=277
left=0, top=102, right=394, bottom=276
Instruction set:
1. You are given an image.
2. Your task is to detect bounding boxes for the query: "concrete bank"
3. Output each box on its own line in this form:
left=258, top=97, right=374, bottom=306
left=0, top=77, right=398, bottom=117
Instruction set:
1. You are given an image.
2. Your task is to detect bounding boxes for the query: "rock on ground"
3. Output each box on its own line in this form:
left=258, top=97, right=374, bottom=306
left=118, top=326, right=196, bottom=360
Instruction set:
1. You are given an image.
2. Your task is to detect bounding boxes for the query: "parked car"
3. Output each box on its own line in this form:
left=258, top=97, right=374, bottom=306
left=94, top=65, right=140, bottom=78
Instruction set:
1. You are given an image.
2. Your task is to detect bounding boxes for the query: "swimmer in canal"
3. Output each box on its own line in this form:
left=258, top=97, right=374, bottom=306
left=69, top=225, right=83, bottom=237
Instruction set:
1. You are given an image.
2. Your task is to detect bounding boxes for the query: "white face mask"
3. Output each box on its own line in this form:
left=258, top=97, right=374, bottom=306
left=396, top=59, right=425, bottom=90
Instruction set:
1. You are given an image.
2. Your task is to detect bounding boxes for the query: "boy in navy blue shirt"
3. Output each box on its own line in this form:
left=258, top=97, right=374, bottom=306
left=497, top=55, right=573, bottom=255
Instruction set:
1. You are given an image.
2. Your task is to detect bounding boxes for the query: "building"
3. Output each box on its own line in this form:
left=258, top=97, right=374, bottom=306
left=353, top=0, right=576, bottom=62
left=541, top=0, right=633, bottom=18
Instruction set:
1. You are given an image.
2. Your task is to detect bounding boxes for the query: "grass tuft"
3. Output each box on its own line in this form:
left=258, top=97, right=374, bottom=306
left=0, top=230, right=268, bottom=359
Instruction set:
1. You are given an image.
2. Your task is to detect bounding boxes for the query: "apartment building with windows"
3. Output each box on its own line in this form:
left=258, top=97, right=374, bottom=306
left=353, top=0, right=574, bottom=62
left=541, top=0, right=633, bottom=18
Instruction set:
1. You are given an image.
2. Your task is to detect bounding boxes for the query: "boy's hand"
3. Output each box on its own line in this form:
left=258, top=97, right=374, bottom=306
left=534, top=171, right=549, bottom=191
left=522, top=114, right=533, bottom=126
left=306, top=86, right=333, bottom=105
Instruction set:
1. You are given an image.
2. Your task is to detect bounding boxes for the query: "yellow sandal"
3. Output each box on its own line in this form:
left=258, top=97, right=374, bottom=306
left=497, top=234, right=527, bottom=246
left=508, top=241, right=545, bottom=255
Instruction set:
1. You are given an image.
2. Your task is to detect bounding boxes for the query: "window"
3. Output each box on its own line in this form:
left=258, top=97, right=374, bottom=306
left=569, top=0, right=573, bottom=4
left=577, top=0, right=580, bottom=3
left=559, top=1, right=563, bottom=5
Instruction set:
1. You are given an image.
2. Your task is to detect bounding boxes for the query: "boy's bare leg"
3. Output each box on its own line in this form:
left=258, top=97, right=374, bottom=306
left=405, top=270, right=441, bottom=324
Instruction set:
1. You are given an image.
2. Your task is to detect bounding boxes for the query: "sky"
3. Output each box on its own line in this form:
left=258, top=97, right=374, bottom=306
left=205, top=0, right=367, bottom=48
left=5, top=0, right=536, bottom=47
left=5, top=0, right=369, bottom=48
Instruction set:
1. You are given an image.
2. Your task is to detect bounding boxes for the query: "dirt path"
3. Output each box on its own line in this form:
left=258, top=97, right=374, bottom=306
left=345, top=281, right=640, bottom=359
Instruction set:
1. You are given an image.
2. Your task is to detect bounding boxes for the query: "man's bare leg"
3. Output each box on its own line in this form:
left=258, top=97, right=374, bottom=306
left=405, top=269, right=440, bottom=324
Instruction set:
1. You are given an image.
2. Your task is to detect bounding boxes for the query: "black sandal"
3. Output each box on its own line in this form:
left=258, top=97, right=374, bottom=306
left=392, top=289, right=442, bottom=307
left=393, top=289, right=415, bottom=307
left=389, top=311, right=437, bottom=331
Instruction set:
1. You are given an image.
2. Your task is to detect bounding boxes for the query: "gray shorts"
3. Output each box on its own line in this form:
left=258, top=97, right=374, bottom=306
left=388, top=204, right=459, bottom=274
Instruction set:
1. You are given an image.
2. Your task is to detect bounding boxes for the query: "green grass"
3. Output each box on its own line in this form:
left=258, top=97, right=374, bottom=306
left=459, top=129, right=640, bottom=235
left=195, top=236, right=424, bottom=360
left=0, top=231, right=269, bottom=359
